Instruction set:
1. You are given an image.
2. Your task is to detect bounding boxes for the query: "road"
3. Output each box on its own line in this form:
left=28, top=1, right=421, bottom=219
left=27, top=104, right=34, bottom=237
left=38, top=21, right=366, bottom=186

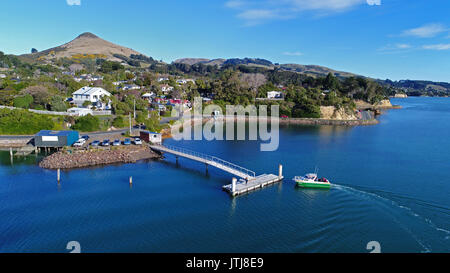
left=0, top=109, right=189, bottom=139
left=0, top=135, right=34, bottom=139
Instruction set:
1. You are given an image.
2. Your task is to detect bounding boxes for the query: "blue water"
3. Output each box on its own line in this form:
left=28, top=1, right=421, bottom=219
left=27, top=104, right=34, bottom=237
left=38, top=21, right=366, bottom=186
left=0, top=97, right=449, bottom=253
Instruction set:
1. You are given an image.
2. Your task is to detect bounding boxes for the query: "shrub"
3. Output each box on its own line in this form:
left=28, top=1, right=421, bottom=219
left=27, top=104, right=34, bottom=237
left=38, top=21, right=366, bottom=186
left=13, top=94, right=33, bottom=109
left=72, top=114, right=100, bottom=132
left=112, top=115, right=127, bottom=128
left=49, top=96, right=68, bottom=112
left=0, top=108, right=56, bottom=134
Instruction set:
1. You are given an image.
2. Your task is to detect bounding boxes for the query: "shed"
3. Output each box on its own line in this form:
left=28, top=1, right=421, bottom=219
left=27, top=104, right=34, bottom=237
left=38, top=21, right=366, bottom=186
left=34, top=130, right=80, bottom=148
left=140, top=131, right=162, bottom=144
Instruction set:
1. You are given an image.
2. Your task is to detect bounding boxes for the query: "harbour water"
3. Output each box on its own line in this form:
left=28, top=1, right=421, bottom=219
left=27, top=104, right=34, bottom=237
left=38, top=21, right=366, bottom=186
left=0, top=97, right=449, bottom=253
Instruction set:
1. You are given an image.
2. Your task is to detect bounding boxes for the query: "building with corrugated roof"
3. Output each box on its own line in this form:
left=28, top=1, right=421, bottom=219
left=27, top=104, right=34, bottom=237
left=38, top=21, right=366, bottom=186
left=72, top=86, right=111, bottom=110
left=34, top=130, right=79, bottom=148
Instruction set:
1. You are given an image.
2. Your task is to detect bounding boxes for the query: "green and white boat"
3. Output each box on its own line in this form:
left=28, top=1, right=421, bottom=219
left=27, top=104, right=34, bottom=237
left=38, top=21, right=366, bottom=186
left=294, top=173, right=331, bottom=189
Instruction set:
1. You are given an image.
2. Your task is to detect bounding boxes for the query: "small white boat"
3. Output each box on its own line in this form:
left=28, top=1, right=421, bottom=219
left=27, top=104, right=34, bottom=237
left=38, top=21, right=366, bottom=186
left=293, top=172, right=331, bottom=189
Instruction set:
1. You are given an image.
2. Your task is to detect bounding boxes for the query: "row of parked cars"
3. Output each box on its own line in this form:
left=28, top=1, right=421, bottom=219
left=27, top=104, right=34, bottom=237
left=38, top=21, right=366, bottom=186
left=73, top=136, right=143, bottom=147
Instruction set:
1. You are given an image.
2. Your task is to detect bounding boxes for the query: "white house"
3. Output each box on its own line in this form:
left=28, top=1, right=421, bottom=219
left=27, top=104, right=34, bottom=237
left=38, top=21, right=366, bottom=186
left=160, top=84, right=174, bottom=94
left=267, top=91, right=283, bottom=99
left=122, top=84, right=141, bottom=91
left=67, top=107, right=94, bottom=117
left=0, top=74, right=6, bottom=79
left=72, top=86, right=111, bottom=110
left=176, top=79, right=195, bottom=85
left=141, top=92, right=154, bottom=100
left=158, top=77, right=169, bottom=82
left=74, top=74, right=103, bottom=82
left=112, top=80, right=127, bottom=86
left=90, top=75, right=104, bottom=81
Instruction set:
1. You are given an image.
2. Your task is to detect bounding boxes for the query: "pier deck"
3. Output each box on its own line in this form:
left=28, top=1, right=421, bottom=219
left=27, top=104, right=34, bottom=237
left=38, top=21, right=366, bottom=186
left=149, top=144, right=256, bottom=179
left=222, top=174, right=284, bottom=196
left=149, top=144, right=284, bottom=196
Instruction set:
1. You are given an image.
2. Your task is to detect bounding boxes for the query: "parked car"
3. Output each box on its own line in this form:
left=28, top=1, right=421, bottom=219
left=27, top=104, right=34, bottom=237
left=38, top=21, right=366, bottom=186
left=134, top=137, right=142, bottom=145
left=102, top=139, right=110, bottom=146
left=113, top=139, right=121, bottom=146
left=133, top=124, right=147, bottom=130
left=123, top=138, right=131, bottom=145
left=91, top=140, right=100, bottom=147
left=73, top=139, right=85, bottom=147
left=281, top=115, right=289, bottom=119
left=81, top=135, right=90, bottom=140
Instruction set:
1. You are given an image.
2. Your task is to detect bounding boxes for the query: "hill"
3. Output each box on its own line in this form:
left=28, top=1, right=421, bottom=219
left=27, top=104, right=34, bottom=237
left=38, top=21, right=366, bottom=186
left=3, top=32, right=449, bottom=96
left=377, top=79, right=450, bottom=96
left=21, top=32, right=148, bottom=63
left=173, top=57, right=449, bottom=95
left=174, top=57, right=358, bottom=78
left=278, top=64, right=357, bottom=78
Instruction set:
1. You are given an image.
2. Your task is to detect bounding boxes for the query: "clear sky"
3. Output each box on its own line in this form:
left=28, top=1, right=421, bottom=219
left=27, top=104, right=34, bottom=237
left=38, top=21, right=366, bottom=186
left=1, top=0, right=450, bottom=82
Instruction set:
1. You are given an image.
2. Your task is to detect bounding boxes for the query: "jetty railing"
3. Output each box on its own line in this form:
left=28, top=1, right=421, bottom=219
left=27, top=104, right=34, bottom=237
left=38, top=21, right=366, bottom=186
left=159, top=144, right=256, bottom=178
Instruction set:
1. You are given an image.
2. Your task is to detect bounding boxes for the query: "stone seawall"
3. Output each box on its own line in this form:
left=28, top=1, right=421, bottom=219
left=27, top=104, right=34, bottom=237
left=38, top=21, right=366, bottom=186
left=165, top=116, right=379, bottom=136
left=39, top=145, right=161, bottom=169
left=278, top=118, right=379, bottom=126
left=206, top=116, right=379, bottom=126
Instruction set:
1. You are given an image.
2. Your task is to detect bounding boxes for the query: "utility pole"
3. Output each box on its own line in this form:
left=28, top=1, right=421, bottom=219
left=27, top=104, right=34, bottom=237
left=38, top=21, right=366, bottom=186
left=133, top=99, right=136, bottom=119
left=129, top=113, right=132, bottom=135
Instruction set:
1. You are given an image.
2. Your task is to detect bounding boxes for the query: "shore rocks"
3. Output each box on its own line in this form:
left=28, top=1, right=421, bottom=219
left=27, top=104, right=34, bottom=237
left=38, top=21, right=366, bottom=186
left=39, top=145, right=161, bottom=169
left=278, top=118, right=379, bottom=126
left=320, top=106, right=358, bottom=120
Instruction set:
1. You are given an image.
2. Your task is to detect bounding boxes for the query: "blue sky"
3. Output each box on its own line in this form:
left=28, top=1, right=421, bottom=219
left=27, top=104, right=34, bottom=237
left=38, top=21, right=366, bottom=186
left=1, top=0, right=450, bottom=82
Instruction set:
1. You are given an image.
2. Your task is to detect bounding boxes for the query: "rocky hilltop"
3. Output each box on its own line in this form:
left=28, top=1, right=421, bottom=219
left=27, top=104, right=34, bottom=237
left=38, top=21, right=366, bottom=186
left=22, top=32, right=146, bottom=63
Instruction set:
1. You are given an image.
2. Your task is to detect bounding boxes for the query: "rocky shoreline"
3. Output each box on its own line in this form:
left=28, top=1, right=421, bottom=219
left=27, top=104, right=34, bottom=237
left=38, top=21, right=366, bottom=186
left=208, top=116, right=379, bottom=126
left=39, top=145, right=161, bottom=170
left=278, top=118, right=379, bottom=126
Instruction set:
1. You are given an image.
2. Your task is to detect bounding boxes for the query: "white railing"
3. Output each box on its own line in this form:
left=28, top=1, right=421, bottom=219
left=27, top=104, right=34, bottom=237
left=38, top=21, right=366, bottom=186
left=158, top=144, right=256, bottom=178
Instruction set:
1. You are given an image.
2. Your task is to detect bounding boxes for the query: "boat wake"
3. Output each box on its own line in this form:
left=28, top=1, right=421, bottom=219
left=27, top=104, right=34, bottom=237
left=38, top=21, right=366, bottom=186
left=332, top=183, right=450, bottom=252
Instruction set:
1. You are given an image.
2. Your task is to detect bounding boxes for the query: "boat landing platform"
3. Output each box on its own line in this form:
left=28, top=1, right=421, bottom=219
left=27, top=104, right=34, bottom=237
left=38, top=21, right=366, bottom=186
left=222, top=174, right=283, bottom=196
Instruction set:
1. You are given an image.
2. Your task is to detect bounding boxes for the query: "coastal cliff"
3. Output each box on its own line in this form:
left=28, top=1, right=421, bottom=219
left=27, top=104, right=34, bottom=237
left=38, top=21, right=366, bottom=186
left=320, top=106, right=358, bottom=120
left=355, top=99, right=399, bottom=110
left=375, top=99, right=394, bottom=109
left=394, top=93, right=408, bottom=98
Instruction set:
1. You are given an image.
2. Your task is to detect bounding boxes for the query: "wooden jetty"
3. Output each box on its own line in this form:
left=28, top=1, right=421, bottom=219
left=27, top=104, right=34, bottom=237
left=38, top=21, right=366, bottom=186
left=149, top=144, right=283, bottom=196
